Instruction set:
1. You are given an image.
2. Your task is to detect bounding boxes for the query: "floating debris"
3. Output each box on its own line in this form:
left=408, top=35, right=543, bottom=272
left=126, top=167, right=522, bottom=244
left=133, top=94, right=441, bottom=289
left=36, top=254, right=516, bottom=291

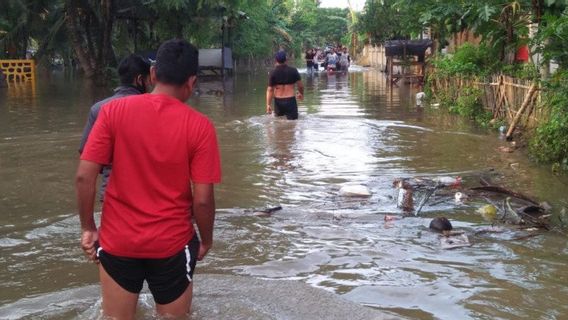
left=474, top=226, right=506, bottom=234
left=454, top=192, right=468, bottom=204
left=440, top=234, right=471, bottom=249
left=433, top=176, right=462, bottom=188
left=503, top=197, right=522, bottom=225
left=384, top=215, right=400, bottom=222
left=470, top=179, right=551, bottom=229
left=477, top=204, right=498, bottom=224
left=393, top=180, right=414, bottom=213
left=472, top=180, right=540, bottom=205
left=497, top=146, right=516, bottom=153
left=247, top=206, right=283, bottom=217
left=339, top=185, right=371, bottom=197
left=416, top=92, right=426, bottom=106
left=429, top=217, right=452, bottom=235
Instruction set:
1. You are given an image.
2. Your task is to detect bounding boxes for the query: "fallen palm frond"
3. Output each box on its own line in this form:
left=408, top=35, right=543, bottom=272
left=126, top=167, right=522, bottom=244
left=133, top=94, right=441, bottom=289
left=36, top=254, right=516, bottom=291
left=272, top=26, right=293, bottom=43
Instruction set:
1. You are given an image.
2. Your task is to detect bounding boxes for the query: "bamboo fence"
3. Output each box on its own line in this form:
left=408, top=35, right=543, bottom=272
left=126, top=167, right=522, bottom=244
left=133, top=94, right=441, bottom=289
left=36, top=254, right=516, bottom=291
left=429, top=74, right=543, bottom=132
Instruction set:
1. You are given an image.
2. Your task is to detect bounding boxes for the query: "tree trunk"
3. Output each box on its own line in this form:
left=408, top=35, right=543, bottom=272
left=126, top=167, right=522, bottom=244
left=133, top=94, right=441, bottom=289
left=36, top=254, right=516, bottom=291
left=531, top=0, right=544, bottom=24
left=64, top=0, right=116, bottom=84
left=100, top=0, right=116, bottom=77
left=65, top=1, right=95, bottom=78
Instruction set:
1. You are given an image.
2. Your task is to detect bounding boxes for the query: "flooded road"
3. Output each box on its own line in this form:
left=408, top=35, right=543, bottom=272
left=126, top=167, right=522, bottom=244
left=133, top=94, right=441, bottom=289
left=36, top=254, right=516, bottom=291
left=1, top=69, right=567, bottom=319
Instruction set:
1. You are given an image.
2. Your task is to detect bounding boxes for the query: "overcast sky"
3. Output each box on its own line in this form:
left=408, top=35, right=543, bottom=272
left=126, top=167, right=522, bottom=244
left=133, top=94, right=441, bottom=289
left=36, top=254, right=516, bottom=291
left=319, top=0, right=366, bottom=11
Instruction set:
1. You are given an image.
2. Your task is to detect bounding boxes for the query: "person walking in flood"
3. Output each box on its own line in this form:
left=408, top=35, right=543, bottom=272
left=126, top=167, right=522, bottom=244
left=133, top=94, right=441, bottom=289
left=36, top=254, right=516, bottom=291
left=0, top=68, right=7, bottom=87
left=78, top=54, right=152, bottom=202
left=75, top=39, right=221, bottom=319
left=326, top=49, right=339, bottom=73
left=305, top=48, right=315, bottom=75
left=339, top=47, right=351, bottom=72
left=266, top=51, right=304, bottom=120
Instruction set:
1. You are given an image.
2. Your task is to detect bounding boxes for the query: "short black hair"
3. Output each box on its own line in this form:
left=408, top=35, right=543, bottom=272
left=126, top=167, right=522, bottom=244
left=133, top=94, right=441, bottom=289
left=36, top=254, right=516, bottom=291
left=275, top=51, right=286, bottom=63
left=117, top=54, right=151, bottom=85
left=155, top=39, right=199, bottom=85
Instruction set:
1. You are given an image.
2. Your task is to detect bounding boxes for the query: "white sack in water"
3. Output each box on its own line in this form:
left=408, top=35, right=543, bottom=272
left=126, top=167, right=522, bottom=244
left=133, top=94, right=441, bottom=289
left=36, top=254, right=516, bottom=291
left=339, top=185, right=371, bottom=197
left=416, top=92, right=426, bottom=106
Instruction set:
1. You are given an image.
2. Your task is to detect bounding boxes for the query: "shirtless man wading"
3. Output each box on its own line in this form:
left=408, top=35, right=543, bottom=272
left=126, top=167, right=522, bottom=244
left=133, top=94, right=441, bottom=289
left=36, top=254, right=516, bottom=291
left=266, top=51, right=304, bottom=120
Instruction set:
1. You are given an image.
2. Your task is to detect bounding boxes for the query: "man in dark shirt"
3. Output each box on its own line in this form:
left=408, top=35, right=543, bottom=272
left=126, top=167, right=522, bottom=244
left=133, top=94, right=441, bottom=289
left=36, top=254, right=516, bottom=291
left=0, top=69, right=7, bottom=87
left=305, top=48, right=315, bottom=74
left=78, top=54, right=151, bottom=201
left=266, top=51, right=304, bottom=120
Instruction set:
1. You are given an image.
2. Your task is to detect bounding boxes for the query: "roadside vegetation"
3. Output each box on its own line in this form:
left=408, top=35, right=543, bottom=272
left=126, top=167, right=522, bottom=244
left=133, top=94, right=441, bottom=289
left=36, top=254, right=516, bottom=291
left=0, top=0, right=352, bottom=83
left=357, top=0, right=568, bottom=172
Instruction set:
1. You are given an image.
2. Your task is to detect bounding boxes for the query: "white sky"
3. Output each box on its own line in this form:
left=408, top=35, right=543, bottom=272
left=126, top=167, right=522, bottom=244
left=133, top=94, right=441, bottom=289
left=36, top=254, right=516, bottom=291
left=319, top=0, right=366, bottom=11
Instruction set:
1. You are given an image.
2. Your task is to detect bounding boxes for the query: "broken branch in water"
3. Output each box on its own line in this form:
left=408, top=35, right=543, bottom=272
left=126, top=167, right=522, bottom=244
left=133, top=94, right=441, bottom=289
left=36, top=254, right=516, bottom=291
left=471, top=185, right=540, bottom=206
left=249, top=206, right=283, bottom=217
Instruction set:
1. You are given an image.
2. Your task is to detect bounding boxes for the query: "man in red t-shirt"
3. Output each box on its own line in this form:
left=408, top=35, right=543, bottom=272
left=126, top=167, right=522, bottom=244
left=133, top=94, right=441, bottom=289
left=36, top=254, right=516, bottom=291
left=75, top=39, right=221, bottom=319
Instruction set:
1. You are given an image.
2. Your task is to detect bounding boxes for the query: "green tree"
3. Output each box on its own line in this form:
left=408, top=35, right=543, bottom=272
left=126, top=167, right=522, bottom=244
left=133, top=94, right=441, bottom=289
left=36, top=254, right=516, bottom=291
left=314, top=7, right=350, bottom=46
left=0, top=0, right=355, bottom=79
left=289, top=0, right=318, bottom=50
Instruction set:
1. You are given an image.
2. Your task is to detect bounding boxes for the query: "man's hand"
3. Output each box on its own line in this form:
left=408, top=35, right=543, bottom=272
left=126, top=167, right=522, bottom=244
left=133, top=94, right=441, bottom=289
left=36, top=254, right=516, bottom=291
left=266, top=104, right=272, bottom=114
left=76, top=160, right=101, bottom=264
left=197, top=241, right=212, bottom=261
left=296, top=92, right=304, bottom=101
left=81, top=229, right=99, bottom=263
left=192, top=183, right=216, bottom=262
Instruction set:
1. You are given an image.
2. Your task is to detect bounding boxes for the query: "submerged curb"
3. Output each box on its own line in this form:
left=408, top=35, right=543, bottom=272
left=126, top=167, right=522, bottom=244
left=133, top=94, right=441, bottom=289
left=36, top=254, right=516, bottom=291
left=193, top=274, right=401, bottom=319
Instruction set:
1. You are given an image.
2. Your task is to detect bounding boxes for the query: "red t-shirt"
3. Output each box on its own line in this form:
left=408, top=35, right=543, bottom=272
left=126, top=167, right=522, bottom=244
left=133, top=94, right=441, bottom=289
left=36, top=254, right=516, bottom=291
left=81, top=93, right=221, bottom=258
left=516, top=45, right=529, bottom=62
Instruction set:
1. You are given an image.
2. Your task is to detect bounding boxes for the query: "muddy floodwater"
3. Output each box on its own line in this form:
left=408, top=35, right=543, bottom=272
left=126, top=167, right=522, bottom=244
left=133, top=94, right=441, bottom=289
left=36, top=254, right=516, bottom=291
left=1, top=68, right=568, bottom=319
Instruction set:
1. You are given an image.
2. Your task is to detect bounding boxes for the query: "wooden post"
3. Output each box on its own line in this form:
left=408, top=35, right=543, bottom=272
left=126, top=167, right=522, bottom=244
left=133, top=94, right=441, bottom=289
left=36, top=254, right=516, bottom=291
left=506, top=83, right=538, bottom=140
left=388, top=57, right=393, bottom=79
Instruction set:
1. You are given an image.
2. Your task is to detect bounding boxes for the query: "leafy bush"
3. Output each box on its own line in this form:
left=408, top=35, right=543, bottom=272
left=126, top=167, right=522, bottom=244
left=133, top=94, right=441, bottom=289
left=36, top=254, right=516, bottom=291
left=534, top=9, right=568, bottom=70
left=450, top=87, right=492, bottom=126
left=501, top=63, right=540, bottom=80
left=430, top=43, right=499, bottom=78
left=426, top=44, right=494, bottom=126
left=529, top=70, right=568, bottom=171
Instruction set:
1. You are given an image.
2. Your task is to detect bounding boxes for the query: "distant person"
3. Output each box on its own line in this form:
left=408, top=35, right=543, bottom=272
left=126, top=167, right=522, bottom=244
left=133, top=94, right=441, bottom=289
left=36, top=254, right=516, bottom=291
left=305, top=48, right=315, bottom=74
left=266, top=51, right=304, bottom=120
left=326, top=49, right=338, bottom=72
left=321, top=49, right=328, bottom=70
left=78, top=54, right=152, bottom=202
left=336, top=48, right=343, bottom=71
left=76, top=39, right=221, bottom=319
left=0, top=69, right=7, bottom=87
left=313, top=49, right=321, bottom=71
left=339, top=47, right=350, bottom=71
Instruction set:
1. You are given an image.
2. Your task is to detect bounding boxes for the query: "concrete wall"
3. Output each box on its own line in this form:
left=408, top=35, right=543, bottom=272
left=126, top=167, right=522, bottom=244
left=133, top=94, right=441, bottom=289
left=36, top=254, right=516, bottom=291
left=358, top=45, right=387, bottom=70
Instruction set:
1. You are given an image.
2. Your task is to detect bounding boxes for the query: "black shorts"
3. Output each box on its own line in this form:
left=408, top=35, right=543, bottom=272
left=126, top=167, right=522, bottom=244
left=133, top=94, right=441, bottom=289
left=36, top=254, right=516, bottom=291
left=274, top=97, right=298, bottom=120
left=96, top=235, right=199, bottom=305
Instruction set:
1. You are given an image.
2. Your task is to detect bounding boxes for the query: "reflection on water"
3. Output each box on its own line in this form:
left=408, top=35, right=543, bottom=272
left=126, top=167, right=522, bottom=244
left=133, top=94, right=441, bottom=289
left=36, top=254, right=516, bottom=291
left=1, top=69, right=567, bottom=319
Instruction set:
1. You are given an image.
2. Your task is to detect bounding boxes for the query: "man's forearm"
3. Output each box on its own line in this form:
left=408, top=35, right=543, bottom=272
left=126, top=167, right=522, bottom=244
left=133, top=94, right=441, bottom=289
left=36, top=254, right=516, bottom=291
left=76, top=175, right=97, bottom=231
left=76, top=160, right=101, bottom=231
left=193, top=201, right=215, bottom=245
left=266, top=87, right=274, bottom=106
left=297, top=81, right=304, bottom=96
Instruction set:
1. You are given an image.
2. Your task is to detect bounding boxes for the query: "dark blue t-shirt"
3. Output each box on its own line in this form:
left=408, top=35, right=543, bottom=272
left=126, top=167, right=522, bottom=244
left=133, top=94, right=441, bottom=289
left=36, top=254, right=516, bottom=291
left=269, top=65, right=301, bottom=86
